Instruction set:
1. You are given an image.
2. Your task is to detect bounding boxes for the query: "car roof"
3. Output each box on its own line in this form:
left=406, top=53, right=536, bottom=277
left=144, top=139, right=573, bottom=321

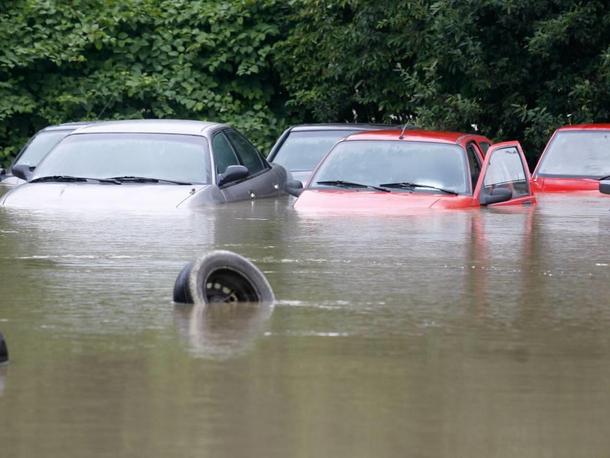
left=556, top=123, right=610, bottom=131
left=70, top=119, right=225, bottom=136
left=288, top=123, right=401, bottom=132
left=344, top=129, right=483, bottom=144
left=39, top=121, right=93, bottom=132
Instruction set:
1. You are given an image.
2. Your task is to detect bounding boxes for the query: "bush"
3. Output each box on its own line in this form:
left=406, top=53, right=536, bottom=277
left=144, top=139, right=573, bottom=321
left=2, top=0, right=610, bottom=166
left=0, top=0, right=290, bottom=165
left=276, top=0, right=610, bottom=160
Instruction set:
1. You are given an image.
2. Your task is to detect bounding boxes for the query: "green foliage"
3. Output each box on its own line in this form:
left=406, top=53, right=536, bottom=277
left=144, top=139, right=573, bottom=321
left=277, top=0, right=610, bottom=159
left=1, top=0, right=610, bottom=166
left=0, top=0, right=290, bottom=164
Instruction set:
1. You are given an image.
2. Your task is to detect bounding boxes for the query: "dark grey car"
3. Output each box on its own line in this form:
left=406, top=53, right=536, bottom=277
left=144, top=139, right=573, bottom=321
left=267, top=124, right=401, bottom=184
left=1, top=120, right=287, bottom=210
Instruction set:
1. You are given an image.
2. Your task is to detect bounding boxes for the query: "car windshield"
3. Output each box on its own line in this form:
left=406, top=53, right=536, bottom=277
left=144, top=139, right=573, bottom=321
left=15, top=130, right=73, bottom=167
left=537, top=131, right=610, bottom=177
left=311, top=140, right=470, bottom=194
left=272, top=130, right=358, bottom=171
left=33, top=133, right=210, bottom=184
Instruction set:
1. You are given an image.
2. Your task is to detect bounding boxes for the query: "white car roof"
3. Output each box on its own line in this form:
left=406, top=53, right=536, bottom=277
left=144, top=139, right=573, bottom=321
left=70, top=119, right=226, bottom=136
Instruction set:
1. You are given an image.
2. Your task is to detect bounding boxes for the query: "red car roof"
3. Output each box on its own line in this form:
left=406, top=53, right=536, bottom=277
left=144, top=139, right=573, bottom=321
left=344, top=129, right=485, bottom=144
left=557, top=123, right=610, bottom=131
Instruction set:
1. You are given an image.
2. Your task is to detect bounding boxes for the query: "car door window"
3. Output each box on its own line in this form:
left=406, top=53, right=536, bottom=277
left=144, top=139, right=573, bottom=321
left=466, top=142, right=482, bottom=192
left=212, top=132, right=240, bottom=175
left=478, top=141, right=490, bottom=155
left=224, top=129, right=267, bottom=175
left=482, top=146, right=529, bottom=197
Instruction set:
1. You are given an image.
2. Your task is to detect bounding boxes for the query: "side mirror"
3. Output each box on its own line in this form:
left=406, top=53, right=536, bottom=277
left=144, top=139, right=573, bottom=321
left=217, top=165, right=249, bottom=187
left=286, top=179, right=303, bottom=197
left=480, top=187, right=513, bottom=205
left=11, top=164, right=35, bottom=181
left=0, top=168, right=5, bottom=177
left=600, top=180, right=610, bottom=195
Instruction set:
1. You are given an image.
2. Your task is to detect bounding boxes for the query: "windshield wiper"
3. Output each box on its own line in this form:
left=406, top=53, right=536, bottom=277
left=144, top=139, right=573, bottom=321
left=378, top=182, right=459, bottom=195
left=29, top=175, right=121, bottom=184
left=598, top=175, right=610, bottom=181
left=315, top=180, right=390, bottom=192
left=106, top=176, right=192, bottom=185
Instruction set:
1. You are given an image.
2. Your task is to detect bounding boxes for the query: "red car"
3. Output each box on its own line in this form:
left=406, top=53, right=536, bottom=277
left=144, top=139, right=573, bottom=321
left=292, top=130, right=535, bottom=213
left=531, top=123, right=610, bottom=193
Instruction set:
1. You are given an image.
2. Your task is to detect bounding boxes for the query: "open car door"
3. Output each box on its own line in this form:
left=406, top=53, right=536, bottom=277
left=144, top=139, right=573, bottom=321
left=474, top=141, right=536, bottom=207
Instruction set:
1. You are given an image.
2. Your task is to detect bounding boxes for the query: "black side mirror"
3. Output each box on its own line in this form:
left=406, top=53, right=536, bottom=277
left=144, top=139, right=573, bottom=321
left=600, top=180, right=610, bottom=195
left=11, top=164, right=35, bottom=181
left=480, top=187, right=513, bottom=205
left=217, top=165, right=249, bottom=187
left=286, top=179, right=303, bottom=197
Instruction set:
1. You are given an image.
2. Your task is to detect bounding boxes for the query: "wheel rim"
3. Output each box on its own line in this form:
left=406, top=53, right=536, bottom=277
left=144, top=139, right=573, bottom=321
left=204, top=268, right=259, bottom=303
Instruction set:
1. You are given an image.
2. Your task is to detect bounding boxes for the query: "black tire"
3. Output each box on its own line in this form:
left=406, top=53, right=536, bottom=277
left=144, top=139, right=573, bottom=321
left=173, top=250, right=275, bottom=304
left=0, top=331, right=8, bottom=364
left=173, top=261, right=194, bottom=304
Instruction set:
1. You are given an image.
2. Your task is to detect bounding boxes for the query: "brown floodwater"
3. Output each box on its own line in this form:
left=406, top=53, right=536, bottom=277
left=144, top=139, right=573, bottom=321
left=1, top=192, right=609, bottom=457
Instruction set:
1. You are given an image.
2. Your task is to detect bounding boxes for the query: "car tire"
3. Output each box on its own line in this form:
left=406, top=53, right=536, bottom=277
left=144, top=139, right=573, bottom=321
left=0, top=332, right=8, bottom=364
left=173, top=262, right=195, bottom=304
left=173, top=250, right=275, bottom=304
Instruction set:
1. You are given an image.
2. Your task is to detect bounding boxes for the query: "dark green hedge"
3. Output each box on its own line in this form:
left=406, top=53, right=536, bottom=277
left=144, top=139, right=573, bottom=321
left=2, top=0, right=609, bottom=166
left=277, top=0, right=610, bottom=163
left=0, top=0, right=290, bottom=163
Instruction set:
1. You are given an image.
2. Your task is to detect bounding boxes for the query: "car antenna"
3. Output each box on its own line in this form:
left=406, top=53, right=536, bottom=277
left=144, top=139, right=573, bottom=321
left=398, top=123, right=409, bottom=139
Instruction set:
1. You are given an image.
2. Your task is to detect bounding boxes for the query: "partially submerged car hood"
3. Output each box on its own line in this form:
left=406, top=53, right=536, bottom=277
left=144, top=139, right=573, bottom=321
left=0, top=183, right=214, bottom=210
left=293, top=189, right=474, bottom=214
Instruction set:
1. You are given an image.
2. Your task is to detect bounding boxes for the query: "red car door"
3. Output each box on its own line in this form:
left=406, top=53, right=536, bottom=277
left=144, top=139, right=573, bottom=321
left=474, top=141, right=536, bottom=207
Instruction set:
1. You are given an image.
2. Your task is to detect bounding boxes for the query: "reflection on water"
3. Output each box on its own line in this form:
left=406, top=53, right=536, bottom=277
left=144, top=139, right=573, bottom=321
left=174, top=301, right=274, bottom=359
left=0, top=196, right=610, bottom=457
left=0, top=367, right=6, bottom=396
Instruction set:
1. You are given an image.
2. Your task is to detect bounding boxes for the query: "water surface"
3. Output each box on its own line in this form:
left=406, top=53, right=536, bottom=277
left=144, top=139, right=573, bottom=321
left=1, top=193, right=610, bottom=457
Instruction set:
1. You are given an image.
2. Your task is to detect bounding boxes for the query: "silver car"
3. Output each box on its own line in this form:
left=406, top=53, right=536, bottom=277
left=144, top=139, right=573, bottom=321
left=0, top=122, right=90, bottom=186
left=1, top=120, right=287, bottom=210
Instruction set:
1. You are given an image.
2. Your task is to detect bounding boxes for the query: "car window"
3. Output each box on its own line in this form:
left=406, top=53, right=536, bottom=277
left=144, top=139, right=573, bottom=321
left=483, top=146, right=529, bottom=197
left=224, top=129, right=266, bottom=175
left=212, top=132, right=240, bottom=175
left=466, top=142, right=482, bottom=191
left=312, top=140, right=470, bottom=194
left=33, top=133, right=211, bottom=184
left=272, top=130, right=357, bottom=171
left=15, top=130, right=72, bottom=167
left=536, top=131, right=610, bottom=177
left=478, top=142, right=490, bottom=155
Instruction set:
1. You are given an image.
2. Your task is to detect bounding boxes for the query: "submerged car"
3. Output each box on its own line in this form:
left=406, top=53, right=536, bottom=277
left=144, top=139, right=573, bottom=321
left=292, top=129, right=535, bottom=213
left=0, top=122, right=90, bottom=186
left=1, top=120, right=287, bottom=210
left=531, top=123, right=610, bottom=193
left=267, top=124, right=406, bottom=183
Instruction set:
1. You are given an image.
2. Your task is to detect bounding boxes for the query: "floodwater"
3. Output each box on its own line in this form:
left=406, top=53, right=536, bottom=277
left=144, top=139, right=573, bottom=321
left=0, top=191, right=609, bottom=457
